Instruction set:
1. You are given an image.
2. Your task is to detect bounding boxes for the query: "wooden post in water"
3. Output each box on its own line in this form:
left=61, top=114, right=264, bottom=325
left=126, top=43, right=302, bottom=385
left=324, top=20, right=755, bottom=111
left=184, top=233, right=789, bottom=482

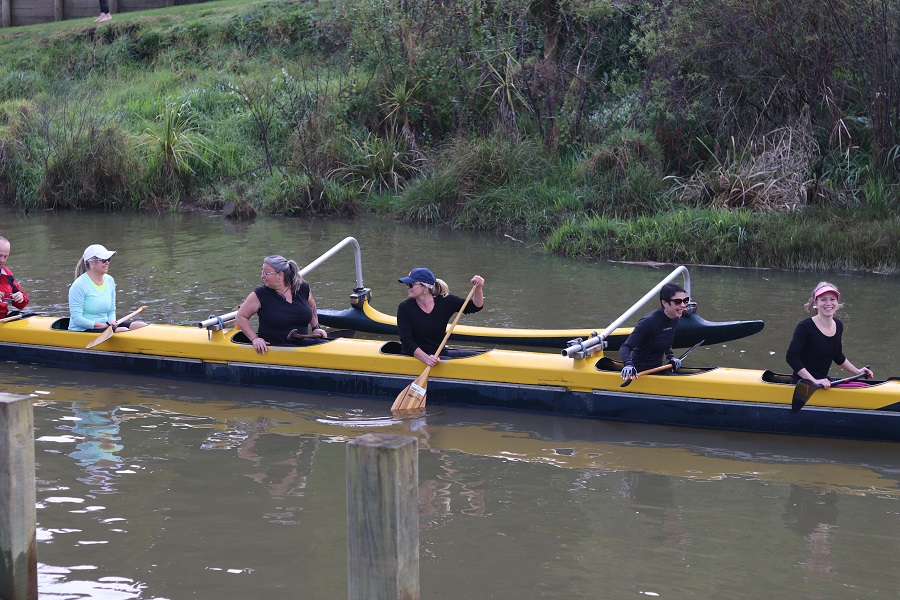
left=0, top=393, right=38, bottom=600
left=346, top=433, right=418, bottom=600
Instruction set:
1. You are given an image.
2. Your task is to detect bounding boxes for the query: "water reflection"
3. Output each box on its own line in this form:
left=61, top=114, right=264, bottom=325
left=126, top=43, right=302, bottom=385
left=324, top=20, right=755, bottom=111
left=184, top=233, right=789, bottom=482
left=783, top=485, right=839, bottom=579
left=4, top=362, right=898, bottom=599
left=627, top=473, right=690, bottom=549
left=67, top=403, right=125, bottom=494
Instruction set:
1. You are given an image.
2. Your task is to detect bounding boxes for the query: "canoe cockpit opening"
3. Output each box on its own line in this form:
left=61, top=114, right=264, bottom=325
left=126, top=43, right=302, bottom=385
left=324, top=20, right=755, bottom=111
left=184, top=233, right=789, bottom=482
left=761, top=370, right=889, bottom=386
left=761, top=370, right=793, bottom=385
left=593, top=355, right=716, bottom=377
left=51, top=318, right=69, bottom=330
left=379, top=340, right=488, bottom=359
left=231, top=331, right=329, bottom=347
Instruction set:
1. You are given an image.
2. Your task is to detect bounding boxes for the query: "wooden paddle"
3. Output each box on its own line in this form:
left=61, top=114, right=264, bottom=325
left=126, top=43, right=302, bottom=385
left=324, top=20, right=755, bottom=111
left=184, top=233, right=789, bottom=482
left=621, top=339, right=704, bottom=387
left=391, top=284, right=479, bottom=412
left=287, top=328, right=356, bottom=341
left=0, top=313, right=24, bottom=323
left=86, top=305, right=148, bottom=349
left=791, top=366, right=870, bottom=413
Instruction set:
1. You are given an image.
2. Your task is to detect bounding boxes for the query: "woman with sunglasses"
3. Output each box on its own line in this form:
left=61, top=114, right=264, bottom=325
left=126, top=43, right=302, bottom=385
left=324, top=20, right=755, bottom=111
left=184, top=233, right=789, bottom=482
left=785, top=281, right=873, bottom=387
left=619, top=282, right=689, bottom=381
left=68, top=244, right=147, bottom=332
left=397, top=267, right=485, bottom=367
left=236, top=255, right=326, bottom=355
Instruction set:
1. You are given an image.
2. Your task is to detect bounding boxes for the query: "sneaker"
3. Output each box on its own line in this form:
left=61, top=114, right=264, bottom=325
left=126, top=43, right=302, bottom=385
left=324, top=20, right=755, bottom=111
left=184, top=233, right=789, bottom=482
left=97, top=13, right=112, bottom=22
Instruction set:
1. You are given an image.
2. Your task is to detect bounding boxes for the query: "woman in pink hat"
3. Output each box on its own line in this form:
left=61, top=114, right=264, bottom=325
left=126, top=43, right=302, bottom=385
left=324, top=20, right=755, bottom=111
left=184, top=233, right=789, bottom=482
left=785, top=281, right=873, bottom=387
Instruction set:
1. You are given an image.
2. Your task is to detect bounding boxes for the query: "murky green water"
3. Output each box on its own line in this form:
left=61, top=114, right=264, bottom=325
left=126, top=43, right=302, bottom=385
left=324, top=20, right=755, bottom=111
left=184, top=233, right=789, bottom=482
left=2, top=209, right=899, bottom=599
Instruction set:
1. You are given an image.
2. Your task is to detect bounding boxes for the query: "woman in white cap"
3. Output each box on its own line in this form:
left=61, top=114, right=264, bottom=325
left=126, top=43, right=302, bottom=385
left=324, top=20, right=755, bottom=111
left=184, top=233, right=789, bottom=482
left=785, top=281, right=873, bottom=387
left=397, top=267, right=484, bottom=366
left=68, top=244, right=147, bottom=332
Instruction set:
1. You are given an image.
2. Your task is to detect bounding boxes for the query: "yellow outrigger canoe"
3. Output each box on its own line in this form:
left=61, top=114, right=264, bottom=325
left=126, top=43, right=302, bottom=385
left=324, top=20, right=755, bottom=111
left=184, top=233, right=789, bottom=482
left=1, top=314, right=898, bottom=442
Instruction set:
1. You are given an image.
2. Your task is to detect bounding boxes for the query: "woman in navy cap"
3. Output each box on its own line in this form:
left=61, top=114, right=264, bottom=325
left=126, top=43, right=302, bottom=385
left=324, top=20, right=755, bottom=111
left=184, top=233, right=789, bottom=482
left=397, top=267, right=484, bottom=366
left=786, top=281, right=873, bottom=387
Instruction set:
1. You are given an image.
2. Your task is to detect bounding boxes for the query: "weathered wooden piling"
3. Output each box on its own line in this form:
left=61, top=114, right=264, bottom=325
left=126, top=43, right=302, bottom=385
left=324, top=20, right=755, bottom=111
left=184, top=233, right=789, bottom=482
left=346, top=433, right=419, bottom=600
left=0, top=393, right=38, bottom=600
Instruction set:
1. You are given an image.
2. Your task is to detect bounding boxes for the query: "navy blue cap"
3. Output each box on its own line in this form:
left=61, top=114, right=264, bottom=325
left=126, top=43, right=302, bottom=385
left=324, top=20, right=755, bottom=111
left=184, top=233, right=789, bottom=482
left=399, top=267, right=435, bottom=285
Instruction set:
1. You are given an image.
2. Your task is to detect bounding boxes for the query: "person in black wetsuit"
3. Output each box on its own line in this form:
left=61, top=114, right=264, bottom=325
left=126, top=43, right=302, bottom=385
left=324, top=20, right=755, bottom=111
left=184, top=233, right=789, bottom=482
left=236, top=255, right=326, bottom=354
left=619, top=282, right=689, bottom=381
left=397, top=267, right=484, bottom=367
left=785, top=281, right=872, bottom=387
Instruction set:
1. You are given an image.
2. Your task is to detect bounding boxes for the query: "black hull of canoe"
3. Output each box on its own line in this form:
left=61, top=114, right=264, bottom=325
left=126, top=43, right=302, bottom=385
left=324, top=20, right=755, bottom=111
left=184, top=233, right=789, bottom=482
left=316, top=307, right=765, bottom=350
left=4, top=343, right=898, bottom=442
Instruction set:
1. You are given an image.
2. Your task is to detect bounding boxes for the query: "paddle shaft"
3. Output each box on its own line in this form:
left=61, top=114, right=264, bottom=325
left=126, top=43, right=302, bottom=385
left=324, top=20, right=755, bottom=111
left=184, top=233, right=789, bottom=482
left=432, top=284, right=479, bottom=359
left=86, top=305, right=148, bottom=349
left=391, top=284, right=479, bottom=411
left=791, top=365, right=870, bottom=413
left=828, top=369, right=871, bottom=387
left=621, top=339, right=704, bottom=387
left=289, top=331, right=323, bottom=340
left=116, top=305, right=149, bottom=325
left=0, top=313, right=23, bottom=323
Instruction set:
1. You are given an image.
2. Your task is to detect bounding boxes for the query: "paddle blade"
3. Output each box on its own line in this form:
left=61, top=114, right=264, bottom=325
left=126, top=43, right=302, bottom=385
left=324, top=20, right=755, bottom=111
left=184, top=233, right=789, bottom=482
left=791, top=379, right=821, bottom=413
left=620, top=378, right=634, bottom=388
left=85, top=325, right=114, bottom=349
left=392, top=370, right=430, bottom=411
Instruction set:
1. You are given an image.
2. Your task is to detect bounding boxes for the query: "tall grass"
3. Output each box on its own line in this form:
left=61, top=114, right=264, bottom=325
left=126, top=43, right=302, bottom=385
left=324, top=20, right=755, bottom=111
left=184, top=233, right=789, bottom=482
left=546, top=208, right=900, bottom=272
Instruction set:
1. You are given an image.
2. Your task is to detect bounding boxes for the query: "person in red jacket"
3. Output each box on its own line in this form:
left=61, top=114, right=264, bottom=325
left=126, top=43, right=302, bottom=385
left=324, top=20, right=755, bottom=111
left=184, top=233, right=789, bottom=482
left=0, top=236, right=30, bottom=319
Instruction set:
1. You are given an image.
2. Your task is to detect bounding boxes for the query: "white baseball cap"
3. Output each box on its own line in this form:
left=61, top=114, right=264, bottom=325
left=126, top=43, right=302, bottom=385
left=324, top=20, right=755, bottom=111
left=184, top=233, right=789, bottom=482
left=82, top=244, right=116, bottom=262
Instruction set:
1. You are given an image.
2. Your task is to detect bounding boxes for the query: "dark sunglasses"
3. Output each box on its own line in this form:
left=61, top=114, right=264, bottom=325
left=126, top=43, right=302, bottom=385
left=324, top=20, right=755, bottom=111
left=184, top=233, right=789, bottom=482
left=405, top=282, right=419, bottom=288
left=667, top=297, right=690, bottom=306
left=92, top=258, right=110, bottom=264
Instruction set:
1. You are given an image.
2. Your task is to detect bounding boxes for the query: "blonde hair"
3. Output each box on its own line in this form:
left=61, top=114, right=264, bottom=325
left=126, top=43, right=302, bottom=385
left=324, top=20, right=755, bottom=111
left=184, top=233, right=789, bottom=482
left=804, top=281, right=844, bottom=312
left=74, top=258, right=89, bottom=278
left=423, top=278, right=449, bottom=297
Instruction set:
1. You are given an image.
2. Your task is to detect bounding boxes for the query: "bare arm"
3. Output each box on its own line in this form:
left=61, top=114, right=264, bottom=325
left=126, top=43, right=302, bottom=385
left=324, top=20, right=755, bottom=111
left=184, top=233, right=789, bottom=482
left=236, top=291, right=268, bottom=354
left=307, top=290, right=326, bottom=338
left=838, top=359, right=873, bottom=379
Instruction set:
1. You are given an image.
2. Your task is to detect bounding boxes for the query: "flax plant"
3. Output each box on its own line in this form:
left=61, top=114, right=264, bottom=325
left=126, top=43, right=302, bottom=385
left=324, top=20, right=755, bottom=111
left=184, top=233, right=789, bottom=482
left=136, top=102, right=215, bottom=182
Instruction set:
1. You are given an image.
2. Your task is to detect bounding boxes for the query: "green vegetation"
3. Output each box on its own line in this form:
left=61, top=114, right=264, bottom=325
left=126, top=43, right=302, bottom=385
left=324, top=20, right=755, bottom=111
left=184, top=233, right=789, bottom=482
left=0, top=0, right=898, bottom=271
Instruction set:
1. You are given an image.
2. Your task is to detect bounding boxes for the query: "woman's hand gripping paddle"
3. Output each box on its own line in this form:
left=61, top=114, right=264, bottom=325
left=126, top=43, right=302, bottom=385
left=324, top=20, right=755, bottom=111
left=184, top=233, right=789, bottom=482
left=620, top=339, right=704, bottom=387
left=86, top=306, right=148, bottom=349
left=791, top=366, right=870, bottom=413
left=391, top=284, right=478, bottom=412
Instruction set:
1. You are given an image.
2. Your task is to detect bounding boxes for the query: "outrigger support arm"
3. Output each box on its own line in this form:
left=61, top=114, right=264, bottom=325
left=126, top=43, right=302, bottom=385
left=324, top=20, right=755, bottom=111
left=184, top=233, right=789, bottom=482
left=197, top=236, right=372, bottom=329
left=562, top=266, right=692, bottom=359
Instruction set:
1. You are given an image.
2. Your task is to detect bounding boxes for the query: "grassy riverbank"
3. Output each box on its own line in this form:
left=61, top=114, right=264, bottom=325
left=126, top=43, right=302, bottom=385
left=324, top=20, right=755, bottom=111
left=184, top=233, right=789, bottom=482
left=1, top=0, right=898, bottom=272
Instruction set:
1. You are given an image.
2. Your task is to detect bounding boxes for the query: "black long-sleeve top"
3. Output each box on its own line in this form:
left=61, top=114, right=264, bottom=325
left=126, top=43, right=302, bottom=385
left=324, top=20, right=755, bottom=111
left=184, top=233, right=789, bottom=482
left=618, top=307, right=678, bottom=372
left=397, top=294, right=482, bottom=357
left=785, top=317, right=846, bottom=380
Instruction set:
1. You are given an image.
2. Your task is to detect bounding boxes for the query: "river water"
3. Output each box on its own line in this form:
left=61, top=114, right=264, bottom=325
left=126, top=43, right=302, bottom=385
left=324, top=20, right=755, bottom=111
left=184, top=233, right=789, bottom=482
left=2, top=209, right=899, bottom=599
